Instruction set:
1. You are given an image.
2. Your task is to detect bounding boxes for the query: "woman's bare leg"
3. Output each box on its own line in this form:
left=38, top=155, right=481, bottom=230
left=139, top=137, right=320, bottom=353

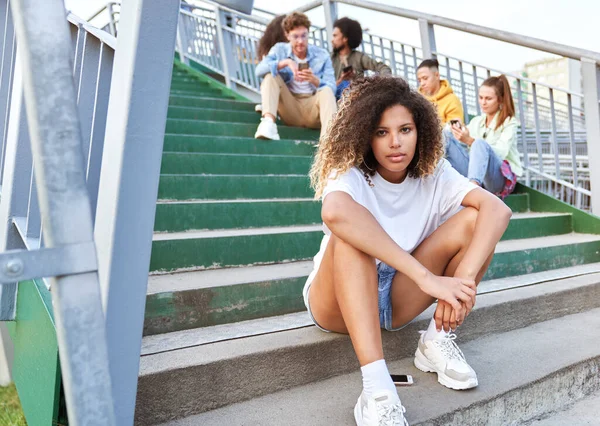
left=389, top=207, right=494, bottom=328
left=308, top=234, right=383, bottom=365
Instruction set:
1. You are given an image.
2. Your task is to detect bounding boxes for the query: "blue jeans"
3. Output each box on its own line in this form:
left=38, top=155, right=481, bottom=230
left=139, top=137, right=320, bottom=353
left=443, top=128, right=505, bottom=194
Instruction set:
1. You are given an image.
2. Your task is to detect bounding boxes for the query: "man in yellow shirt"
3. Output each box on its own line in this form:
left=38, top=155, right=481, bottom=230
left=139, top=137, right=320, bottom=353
left=417, top=59, right=464, bottom=125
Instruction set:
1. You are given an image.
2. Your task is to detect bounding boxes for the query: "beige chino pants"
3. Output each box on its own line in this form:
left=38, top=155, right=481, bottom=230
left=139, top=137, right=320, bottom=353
left=260, top=74, right=337, bottom=137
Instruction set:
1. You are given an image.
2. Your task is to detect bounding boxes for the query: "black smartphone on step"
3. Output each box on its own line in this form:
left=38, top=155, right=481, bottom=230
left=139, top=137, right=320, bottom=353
left=390, top=374, right=414, bottom=386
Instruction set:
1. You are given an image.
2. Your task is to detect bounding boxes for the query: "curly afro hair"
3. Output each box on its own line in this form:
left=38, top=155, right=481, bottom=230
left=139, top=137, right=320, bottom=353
left=310, top=75, right=444, bottom=198
left=333, top=17, right=363, bottom=50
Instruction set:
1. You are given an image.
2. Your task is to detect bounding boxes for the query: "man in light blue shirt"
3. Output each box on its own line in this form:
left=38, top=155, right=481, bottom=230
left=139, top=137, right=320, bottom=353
left=254, top=12, right=336, bottom=140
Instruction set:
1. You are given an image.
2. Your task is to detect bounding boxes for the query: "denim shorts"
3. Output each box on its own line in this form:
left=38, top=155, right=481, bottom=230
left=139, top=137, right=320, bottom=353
left=306, top=262, right=410, bottom=332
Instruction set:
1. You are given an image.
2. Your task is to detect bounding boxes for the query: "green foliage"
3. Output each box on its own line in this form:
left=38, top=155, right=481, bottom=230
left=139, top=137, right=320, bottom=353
left=0, top=384, right=27, bottom=426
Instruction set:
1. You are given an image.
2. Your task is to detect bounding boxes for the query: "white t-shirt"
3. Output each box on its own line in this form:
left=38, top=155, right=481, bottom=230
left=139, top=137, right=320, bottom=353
left=287, top=56, right=314, bottom=94
left=303, top=159, right=477, bottom=308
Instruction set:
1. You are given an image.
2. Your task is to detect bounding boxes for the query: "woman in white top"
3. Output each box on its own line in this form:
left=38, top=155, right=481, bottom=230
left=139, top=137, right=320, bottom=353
left=446, top=75, right=523, bottom=198
left=307, top=76, right=512, bottom=425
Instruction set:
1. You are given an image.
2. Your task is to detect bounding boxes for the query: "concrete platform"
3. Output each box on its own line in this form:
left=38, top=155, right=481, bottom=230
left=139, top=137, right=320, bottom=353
left=153, top=307, right=600, bottom=426
left=135, top=273, right=600, bottom=424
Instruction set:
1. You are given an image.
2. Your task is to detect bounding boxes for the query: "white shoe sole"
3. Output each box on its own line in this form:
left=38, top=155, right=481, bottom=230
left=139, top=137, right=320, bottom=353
left=254, top=131, right=280, bottom=141
left=353, top=397, right=363, bottom=426
left=414, top=348, right=478, bottom=390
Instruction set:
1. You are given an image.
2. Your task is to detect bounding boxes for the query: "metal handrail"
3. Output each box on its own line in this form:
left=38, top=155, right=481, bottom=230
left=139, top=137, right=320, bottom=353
left=336, top=0, right=600, bottom=64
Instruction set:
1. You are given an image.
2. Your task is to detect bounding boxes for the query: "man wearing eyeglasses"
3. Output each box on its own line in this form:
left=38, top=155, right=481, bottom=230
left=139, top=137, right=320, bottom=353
left=254, top=12, right=336, bottom=141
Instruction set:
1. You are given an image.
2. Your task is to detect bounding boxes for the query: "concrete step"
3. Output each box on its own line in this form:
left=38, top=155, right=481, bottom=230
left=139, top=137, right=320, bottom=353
left=164, top=118, right=319, bottom=140
left=148, top=225, right=594, bottom=274
left=144, top=261, right=600, bottom=339
left=135, top=272, right=600, bottom=424
left=168, top=95, right=257, bottom=112
left=160, top=152, right=312, bottom=175
left=162, top=134, right=316, bottom=156
left=523, top=389, right=600, bottom=425
left=153, top=198, right=321, bottom=232
left=152, top=307, right=600, bottom=426
left=167, top=106, right=264, bottom=123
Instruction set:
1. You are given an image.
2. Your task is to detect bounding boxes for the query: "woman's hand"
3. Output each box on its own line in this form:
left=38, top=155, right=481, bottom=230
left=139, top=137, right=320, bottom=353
left=450, top=121, right=475, bottom=145
left=418, top=273, right=476, bottom=324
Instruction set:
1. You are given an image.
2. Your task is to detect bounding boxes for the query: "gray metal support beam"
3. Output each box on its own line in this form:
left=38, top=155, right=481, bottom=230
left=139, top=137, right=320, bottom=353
left=10, top=0, right=116, bottom=423
left=581, top=58, right=600, bottom=214
left=323, top=0, right=338, bottom=50
left=418, top=18, right=436, bottom=59
left=93, top=0, right=180, bottom=424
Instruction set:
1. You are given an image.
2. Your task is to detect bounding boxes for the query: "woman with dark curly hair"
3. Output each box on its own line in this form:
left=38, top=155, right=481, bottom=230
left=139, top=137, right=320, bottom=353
left=257, top=14, right=287, bottom=60
left=306, top=76, right=511, bottom=425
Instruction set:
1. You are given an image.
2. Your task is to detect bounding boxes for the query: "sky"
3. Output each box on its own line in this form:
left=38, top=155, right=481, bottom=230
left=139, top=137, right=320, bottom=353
left=64, top=0, right=600, bottom=75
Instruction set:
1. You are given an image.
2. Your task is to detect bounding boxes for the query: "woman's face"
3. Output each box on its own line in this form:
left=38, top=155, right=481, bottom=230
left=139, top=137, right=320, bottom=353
left=370, top=104, right=417, bottom=184
left=479, top=85, right=500, bottom=115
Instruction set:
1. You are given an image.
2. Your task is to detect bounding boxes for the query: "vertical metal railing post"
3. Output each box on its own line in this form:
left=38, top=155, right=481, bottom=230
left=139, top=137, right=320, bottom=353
left=107, top=2, right=117, bottom=37
left=549, top=88, right=560, bottom=180
left=516, top=79, right=531, bottom=186
left=532, top=83, right=543, bottom=173
left=323, top=0, right=337, bottom=49
left=418, top=18, right=436, bottom=59
left=581, top=58, right=600, bottom=213
left=176, top=13, right=190, bottom=65
left=0, top=0, right=16, bottom=185
left=93, top=0, right=180, bottom=424
left=10, top=0, right=116, bottom=423
left=215, top=7, right=236, bottom=89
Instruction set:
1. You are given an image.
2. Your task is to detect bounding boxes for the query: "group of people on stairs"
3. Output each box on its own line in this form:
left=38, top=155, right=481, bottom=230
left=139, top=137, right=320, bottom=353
left=249, top=11, right=522, bottom=426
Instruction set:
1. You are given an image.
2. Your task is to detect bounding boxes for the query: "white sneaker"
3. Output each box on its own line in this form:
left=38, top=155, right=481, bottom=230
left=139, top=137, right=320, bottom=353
left=254, top=118, right=280, bottom=140
left=414, top=331, right=478, bottom=390
left=254, top=103, right=262, bottom=113
left=354, top=390, right=409, bottom=426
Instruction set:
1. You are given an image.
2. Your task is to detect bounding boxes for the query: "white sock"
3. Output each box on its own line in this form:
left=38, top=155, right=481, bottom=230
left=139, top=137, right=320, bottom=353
left=262, top=115, right=275, bottom=124
left=423, top=317, right=450, bottom=342
left=360, top=359, right=396, bottom=398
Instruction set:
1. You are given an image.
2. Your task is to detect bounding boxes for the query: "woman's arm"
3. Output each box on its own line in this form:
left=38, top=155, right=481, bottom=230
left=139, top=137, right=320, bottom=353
left=322, top=191, right=476, bottom=319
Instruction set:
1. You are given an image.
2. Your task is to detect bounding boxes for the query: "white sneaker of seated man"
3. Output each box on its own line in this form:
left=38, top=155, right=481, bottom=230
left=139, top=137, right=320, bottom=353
left=254, top=116, right=280, bottom=140
left=414, top=327, right=478, bottom=390
left=354, top=390, right=409, bottom=426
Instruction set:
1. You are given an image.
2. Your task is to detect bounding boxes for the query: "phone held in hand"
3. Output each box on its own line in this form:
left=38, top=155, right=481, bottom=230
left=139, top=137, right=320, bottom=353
left=390, top=374, right=414, bottom=386
left=298, top=62, right=309, bottom=71
left=450, top=119, right=462, bottom=129
left=342, top=65, right=353, bottom=73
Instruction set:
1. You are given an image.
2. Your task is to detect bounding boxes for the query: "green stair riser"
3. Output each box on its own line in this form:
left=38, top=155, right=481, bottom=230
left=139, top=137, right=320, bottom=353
left=160, top=153, right=312, bottom=175
left=162, top=135, right=316, bottom=154
left=143, top=276, right=306, bottom=335
left=145, top=239, right=600, bottom=331
left=154, top=200, right=321, bottom=232
left=165, top=119, right=319, bottom=140
left=167, top=107, right=263, bottom=124
left=169, top=96, right=256, bottom=112
left=501, top=214, right=572, bottom=240
left=170, top=81, right=210, bottom=88
left=484, top=240, right=600, bottom=279
left=170, top=89, right=229, bottom=98
left=153, top=201, right=561, bottom=234
left=150, top=215, right=576, bottom=271
left=158, top=174, right=533, bottom=202
left=503, top=193, right=529, bottom=213
left=158, top=175, right=313, bottom=200
left=150, top=232, right=322, bottom=272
